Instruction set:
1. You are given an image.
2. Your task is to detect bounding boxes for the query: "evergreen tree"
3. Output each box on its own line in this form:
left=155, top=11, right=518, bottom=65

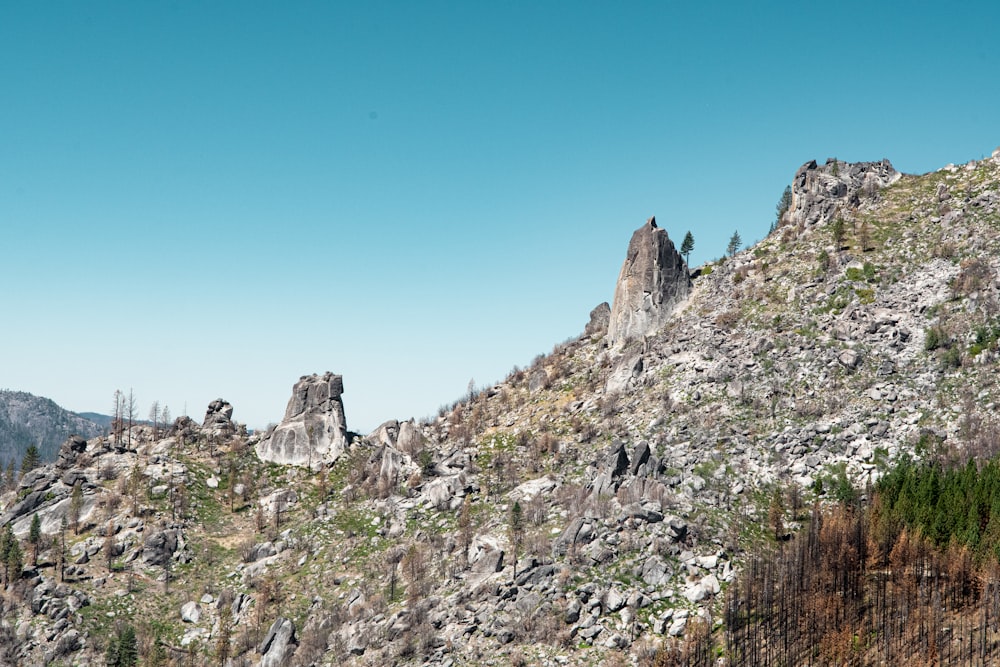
left=104, top=624, right=138, bottom=667
left=21, top=444, right=40, bottom=474
left=70, top=480, right=84, bottom=534
left=28, top=513, right=41, bottom=566
left=1, top=524, right=22, bottom=586
left=508, top=501, right=524, bottom=581
left=680, top=231, right=695, bottom=266
left=117, top=625, right=138, bottom=667
left=773, top=185, right=792, bottom=231
left=727, top=230, right=742, bottom=257
left=831, top=218, right=846, bottom=249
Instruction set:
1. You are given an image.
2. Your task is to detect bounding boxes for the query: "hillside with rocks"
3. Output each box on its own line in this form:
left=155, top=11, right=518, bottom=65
left=3, top=148, right=1000, bottom=666
left=0, top=391, right=105, bottom=471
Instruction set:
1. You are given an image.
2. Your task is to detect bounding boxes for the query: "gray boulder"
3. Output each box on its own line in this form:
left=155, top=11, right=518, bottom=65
left=180, top=601, right=201, bottom=623
left=585, top=302, right=611, bottom=337
left=259, top=617, right=297, bottom=667
left=202, top=399, right=235, bottom=434
left=56, top=435, right=88, bottom=469
left=608, top=217, right=691, bottom=345
left=143, top=529, right=181, bottom=567
left=256, top=372, right=349, bottom=468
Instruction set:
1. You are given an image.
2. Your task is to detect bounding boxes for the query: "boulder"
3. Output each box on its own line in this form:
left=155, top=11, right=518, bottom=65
left=608, top=217, right=691, bottom=345
left=585, top=302, right=611, bottom=337
left=469, top=535, right=505, bottom=573
left=56, top=435, right=88, bottom=469
left=838, top=349, right=861, bottom=369
left=591, top=442, right=631, bottom=497
left=605, top=354, right=643, bottom=395
left=641, top=556, right=671, bottom=587
left=259, top=617, right=297, bottom=667
left=395, top=420, right=424, bottom=454
left=143, top=529, right=181, bottom=567
left=202, top=399, right=235, bottom=434
left=256, top=373, right=349, bottom=468
left=368, top=420, right=400, bottom=448
left=180, top=601, right=201, bottom=623
left=552, top=517, right=595, bottom=557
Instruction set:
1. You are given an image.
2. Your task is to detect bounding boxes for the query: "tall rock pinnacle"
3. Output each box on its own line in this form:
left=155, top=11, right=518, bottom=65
left=607, top=217, right=691, bottom=345
left=255, top=372, right=348, bottom=468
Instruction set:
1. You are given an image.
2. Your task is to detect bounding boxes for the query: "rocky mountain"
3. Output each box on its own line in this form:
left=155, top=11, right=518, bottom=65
left=0, top=391, right=105, bottom=469
left=3, top=147, right=1000, bottom=666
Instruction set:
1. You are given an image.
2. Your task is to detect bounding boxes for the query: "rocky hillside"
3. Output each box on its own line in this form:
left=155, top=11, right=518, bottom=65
left=0, top=391, right=105, bottom=469
left=2, top=148, right=1000, bottom=666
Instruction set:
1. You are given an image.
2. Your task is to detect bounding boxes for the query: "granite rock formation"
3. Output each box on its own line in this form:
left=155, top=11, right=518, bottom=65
left=584, top=302, right=611, bottom=337
left=255, top=373, right=348, bottom=468
left=202, top=398, right=235, bottom=434
left=607, top=217, right=691, bottom=345
left=781, top=158, right=900, bottom=229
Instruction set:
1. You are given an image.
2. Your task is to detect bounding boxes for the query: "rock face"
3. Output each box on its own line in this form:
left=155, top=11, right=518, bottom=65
left=255, top=373, right=348, bottom=468
left=782, top=158, right=900, bottom=229
left=607, top=217, right=691, bottom=345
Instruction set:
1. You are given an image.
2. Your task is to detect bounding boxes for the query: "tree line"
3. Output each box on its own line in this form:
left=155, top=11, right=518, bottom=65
left=682, top=453, right=1000, bottom=665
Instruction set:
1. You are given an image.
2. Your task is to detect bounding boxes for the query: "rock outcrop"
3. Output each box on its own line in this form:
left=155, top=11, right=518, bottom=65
left=607, top=217, right=691, bottom=345
left=255, top=373, right=348, bottom=468
left=202, top=399, right=235, bottom=435
left=585, top=302, right=611, bottom=337
left=781, top=158, right=900, bottom=229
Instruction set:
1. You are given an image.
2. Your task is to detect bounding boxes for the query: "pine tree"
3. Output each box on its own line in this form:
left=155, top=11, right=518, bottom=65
left=727, top=230, right=742, bottom=257
left=3, top=459, right=14, bottom=490
left=105, top=624, right=138, bottom=667
left=680, top=231, right=695, bottom=266
left=1, top=524, right=23, bottom=586
left=118, top=625, right=138, bottom=666
left=70, top=481, right=84, bottom=534
left=458, top=495, right=473, bottom=563
left=508, top=501, right=524, bottom=581
left=774, top=185, right=792, bottom=231
left=21, top=444, right=40, bottom=474
left=28, top=513, right=41, bottom=566
left=831, top=218, right=846, bottom=250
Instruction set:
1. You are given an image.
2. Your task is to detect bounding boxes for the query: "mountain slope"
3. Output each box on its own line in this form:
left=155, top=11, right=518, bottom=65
left=2, top=148, right=1000, bottom=666
left=0, top=390, right=105, bottom=468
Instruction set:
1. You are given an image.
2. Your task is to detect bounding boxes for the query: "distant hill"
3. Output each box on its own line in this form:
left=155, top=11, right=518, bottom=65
left=75, top=412, right=114, bottom=429
left=0, top=390, right=105, bottom=467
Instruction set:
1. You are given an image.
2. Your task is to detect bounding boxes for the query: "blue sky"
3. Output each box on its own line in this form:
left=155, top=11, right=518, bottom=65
left=2, top=2, right=998, bottom=432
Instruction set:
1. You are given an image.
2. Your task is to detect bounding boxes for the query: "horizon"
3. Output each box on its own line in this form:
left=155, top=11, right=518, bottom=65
left=3, top=2, right=999, bottom=432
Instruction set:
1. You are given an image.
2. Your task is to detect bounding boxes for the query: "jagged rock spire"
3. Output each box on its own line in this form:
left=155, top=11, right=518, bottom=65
left=607, top=217, right=691, bottom=345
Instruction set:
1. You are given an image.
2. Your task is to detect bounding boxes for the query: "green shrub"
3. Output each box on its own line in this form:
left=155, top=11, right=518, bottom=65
left=925, top=326, right=944, bottom=351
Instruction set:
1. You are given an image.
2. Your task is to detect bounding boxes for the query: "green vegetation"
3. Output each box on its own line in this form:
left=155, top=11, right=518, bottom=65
left=872, top=455, right=1000, bottom=560
left=681, top=230, right=694, bottom=266
left=772, top=185, right=792, bottom=232
left=727, top=230, right=742, bottom=257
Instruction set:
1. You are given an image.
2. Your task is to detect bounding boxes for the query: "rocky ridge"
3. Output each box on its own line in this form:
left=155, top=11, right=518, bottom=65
left=781, top=157, right=901, bottom=230
left=3, top=148, right=1000, bottom=666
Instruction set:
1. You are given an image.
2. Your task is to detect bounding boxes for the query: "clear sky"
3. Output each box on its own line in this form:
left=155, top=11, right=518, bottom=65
left=2, top=2, right=998, bottom=433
